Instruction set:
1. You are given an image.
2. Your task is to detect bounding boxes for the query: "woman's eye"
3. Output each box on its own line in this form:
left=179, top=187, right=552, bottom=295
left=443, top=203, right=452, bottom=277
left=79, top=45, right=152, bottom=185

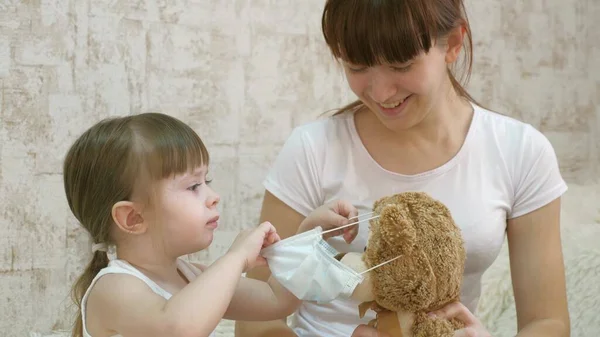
left=344, top=63, right=368, bottom=73
left=391, top=64, right=412, bottom=72
left=348, top=66, right=367, bottom=73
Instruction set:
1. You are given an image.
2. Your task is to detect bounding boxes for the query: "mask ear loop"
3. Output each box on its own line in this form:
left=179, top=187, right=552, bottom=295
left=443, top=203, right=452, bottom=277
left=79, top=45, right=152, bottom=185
left=359, top=255, right=402, bottom=275
left=317, top=209, right=401, bottom=275
left=349, top=211, right=376, bottom=220
left=320, top=214, right=381, bottom=236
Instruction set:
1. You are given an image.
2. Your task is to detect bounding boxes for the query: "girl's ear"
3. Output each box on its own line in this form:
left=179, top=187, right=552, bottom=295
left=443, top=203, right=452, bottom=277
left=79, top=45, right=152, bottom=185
left=112, top=201, right=147, bottom=235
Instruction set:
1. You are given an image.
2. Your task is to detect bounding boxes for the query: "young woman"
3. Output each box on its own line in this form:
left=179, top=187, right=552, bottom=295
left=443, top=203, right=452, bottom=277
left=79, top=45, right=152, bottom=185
left=236, top=0, right=570, bottom=336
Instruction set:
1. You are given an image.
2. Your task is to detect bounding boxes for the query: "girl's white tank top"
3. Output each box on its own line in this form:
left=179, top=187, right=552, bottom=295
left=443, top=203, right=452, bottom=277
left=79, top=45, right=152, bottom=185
left=81, top=258, right=217, bottom=337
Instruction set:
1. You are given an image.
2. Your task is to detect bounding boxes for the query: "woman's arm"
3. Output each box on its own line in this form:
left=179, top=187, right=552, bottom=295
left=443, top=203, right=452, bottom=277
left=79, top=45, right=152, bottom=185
left=507, top=197, right=570, bottom=336
left=419, top=198, right=569, bottom=337
left=234, top=191, right=305, bottom=337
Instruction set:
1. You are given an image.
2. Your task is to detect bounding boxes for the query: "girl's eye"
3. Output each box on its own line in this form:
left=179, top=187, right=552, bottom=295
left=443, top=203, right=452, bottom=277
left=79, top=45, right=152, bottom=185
left=205, top=178, right=213, bottom=185
left=188, top=183, right=202, bottom=191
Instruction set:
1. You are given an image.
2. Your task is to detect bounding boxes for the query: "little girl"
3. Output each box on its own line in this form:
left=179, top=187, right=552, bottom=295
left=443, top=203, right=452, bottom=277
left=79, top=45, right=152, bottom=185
left=63, top=113, right=358, bottom=337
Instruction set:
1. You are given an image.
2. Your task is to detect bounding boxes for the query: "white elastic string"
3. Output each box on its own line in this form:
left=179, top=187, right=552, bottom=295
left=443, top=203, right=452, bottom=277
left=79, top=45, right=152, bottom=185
left=320, top=214, right=381, bottom=235
left=348, top=211, right=376, bottom=220
left=360, top=255, right=402, bottom=275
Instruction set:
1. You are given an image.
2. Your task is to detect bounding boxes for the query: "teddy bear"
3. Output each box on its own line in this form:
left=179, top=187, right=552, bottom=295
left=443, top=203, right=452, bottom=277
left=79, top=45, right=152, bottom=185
left=337, top=191, right=467, bottom=337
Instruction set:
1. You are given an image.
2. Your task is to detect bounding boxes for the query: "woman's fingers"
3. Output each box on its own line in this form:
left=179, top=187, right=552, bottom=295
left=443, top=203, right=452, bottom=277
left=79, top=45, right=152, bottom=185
left=429, top=302, right=491, bottom=337
left=343, top=225, right=359, bottom=243
left=351, top=325, right=391, bottom=337
left=453, top=327, right=478, bottom=337
left=429, top=301, right=476, bottom=326
left=334, top=199, right=359, bottom=219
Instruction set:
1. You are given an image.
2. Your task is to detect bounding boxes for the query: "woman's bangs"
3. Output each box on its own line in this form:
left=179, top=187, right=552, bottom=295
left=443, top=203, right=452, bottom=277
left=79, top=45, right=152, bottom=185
left=322, top=0, right=436, bottom=65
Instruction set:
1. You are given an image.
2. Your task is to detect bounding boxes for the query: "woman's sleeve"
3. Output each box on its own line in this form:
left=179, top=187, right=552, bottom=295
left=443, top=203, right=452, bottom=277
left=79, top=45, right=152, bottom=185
left=263, top=126, right=324, bottom=217
left=509, top=125, right=568, bottom=219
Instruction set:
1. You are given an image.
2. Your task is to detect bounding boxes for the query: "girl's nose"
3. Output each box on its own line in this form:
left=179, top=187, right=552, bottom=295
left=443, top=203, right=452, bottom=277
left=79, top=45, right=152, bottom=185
left=206, top=187, right=220, bottom=207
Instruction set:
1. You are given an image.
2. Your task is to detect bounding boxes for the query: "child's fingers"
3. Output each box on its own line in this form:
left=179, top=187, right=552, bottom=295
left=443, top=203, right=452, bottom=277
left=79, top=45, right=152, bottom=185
left=270, top=232, right=281, bottom=243
left=255, top=222, right=278, bottom=241
left=249, top=256, right=267, bottom=270
left=262, top=232, right=280, bottom=248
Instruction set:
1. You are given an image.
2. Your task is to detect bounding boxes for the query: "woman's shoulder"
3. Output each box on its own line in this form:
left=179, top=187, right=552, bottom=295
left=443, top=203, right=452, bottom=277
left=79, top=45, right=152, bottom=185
left=472, top=104, right=560, bottom=179
left=473, top=104, right=551, bottom=150
left=292, top=111, right=353, bottom=138
left=475, top=104, right=533, bottom=133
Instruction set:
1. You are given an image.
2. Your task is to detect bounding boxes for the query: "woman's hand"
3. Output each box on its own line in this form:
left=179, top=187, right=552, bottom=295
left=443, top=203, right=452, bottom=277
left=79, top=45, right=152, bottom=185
left=351, top=325, right=392, bottom=337
left=429, top=301, right=492, bottom=337
left=297, top=199, right=359, bottom=243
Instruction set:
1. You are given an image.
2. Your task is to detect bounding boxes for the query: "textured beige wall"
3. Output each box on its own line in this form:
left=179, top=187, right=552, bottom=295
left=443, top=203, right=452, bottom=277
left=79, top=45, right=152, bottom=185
left=0, top=1, right=598, bottom=336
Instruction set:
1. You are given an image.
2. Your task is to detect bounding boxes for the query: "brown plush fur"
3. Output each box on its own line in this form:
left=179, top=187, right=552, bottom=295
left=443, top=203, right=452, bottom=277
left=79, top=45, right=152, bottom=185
left=362, top=192, right=467, bottom=336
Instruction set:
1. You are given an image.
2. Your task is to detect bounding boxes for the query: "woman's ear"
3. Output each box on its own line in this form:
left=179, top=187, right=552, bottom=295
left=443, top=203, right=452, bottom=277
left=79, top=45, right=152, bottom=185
left=445, top=25, right=466, bottom=64
left=112, top=201, right=147, bottom=235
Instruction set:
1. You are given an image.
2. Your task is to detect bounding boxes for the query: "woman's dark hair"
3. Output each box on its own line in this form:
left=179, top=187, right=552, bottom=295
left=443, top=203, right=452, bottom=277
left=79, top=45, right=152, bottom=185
left=322, top=0, right=480, bottom=114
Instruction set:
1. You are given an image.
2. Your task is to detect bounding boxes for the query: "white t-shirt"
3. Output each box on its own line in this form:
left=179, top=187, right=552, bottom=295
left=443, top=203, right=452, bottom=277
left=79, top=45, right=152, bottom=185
left=263, top=103, right=567, bottom=337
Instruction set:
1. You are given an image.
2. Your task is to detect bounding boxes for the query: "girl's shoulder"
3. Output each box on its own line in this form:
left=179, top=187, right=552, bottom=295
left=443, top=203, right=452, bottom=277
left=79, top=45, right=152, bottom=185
left=83, top=269, right=166, bottom=337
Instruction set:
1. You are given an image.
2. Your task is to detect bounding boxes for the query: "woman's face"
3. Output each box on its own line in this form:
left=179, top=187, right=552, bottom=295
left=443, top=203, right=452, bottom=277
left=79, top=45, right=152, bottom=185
left=342, top=34, right=463, bottom=132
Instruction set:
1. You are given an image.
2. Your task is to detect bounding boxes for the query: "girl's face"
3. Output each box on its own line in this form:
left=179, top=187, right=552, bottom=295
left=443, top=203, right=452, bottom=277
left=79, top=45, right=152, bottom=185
left=342, top=35, right=463, bottom=132
left=151, top=165, right=220, bottom=257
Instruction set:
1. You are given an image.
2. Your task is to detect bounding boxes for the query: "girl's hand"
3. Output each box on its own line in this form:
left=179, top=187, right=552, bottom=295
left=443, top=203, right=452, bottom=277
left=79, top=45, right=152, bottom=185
left=298, top=199, right=359, bottom=243
left=429, top=301, right=492, bottom=337
left=228, top=221, right=280, bottom=271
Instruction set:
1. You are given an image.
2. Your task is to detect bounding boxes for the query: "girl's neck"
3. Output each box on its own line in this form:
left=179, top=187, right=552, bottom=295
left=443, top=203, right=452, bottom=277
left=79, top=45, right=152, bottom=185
left=115, top=239, right=183, bottom=283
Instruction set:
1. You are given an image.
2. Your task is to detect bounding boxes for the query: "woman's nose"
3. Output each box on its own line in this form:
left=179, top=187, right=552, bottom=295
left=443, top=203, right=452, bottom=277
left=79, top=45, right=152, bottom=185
left=369, top=73, right=398, bottom=103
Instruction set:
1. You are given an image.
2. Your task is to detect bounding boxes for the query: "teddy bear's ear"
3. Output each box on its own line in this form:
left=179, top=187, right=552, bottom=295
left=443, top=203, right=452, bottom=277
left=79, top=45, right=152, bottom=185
left=379, top=204, right=416, bottom=250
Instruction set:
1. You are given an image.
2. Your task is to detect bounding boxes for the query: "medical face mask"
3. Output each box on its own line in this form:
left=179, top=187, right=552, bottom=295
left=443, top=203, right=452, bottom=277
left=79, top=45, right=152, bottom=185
left=261, top=217, right=401, bottom=304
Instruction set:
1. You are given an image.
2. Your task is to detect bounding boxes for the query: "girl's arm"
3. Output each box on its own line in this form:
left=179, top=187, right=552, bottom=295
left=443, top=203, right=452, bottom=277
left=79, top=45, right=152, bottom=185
left=88, top=223, right=277, bottom=337
left=234, top=191, right=307, bottom=337
left=90, top=252, right=246, bottom=337
left=192, top=263, right=301, bottom=321
left=222, top=275, right=301, bottom=321
left=234, top=193, right=359, bottom=334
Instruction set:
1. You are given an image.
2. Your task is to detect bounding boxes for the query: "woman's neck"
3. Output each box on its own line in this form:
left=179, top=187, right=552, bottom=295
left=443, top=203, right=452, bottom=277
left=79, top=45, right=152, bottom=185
left=362, top=91, right=473, bottom=150
left=352, top=88, right=475, bottom=175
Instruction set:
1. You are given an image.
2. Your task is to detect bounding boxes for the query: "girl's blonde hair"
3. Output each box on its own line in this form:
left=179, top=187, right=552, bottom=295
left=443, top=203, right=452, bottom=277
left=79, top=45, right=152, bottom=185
left=63, top=113, right=209, bottom=337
